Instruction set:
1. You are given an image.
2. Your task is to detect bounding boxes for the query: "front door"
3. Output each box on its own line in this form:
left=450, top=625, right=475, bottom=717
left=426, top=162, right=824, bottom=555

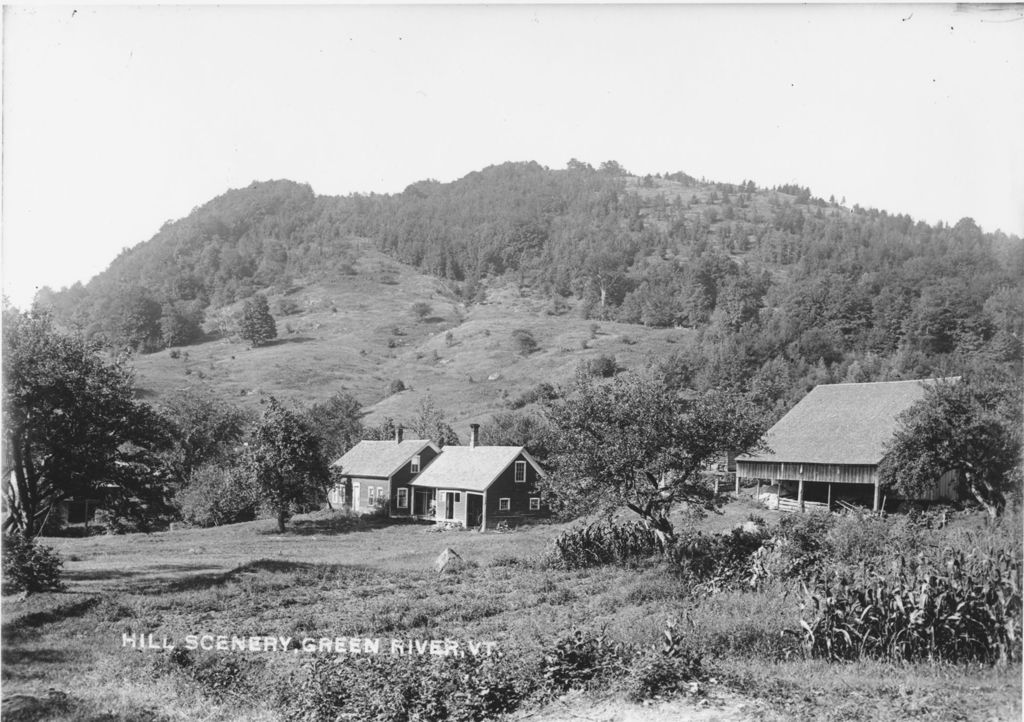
left=467, top=493, right=483, bottom=529
left=445, top=491, right=455, bottom=520
left=352, top=482, right=361, bottom=511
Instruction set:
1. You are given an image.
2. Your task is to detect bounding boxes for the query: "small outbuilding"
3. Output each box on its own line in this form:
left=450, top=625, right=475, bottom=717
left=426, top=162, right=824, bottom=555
left=410, top=424, right=547, bottom=529
left=330, top=428, right=440, bottom=516
left=736, top=378, right=959, bottom=512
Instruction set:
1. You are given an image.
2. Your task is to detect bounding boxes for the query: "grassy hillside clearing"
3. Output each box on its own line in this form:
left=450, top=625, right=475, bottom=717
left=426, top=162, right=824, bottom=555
left=132, top=243, right=692, bottom=431
left=2, top=499, right=1019, bottom=721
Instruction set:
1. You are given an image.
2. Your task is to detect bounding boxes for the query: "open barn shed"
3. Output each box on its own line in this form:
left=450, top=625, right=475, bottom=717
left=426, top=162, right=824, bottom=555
left=736, top=378, right=959, bottom=512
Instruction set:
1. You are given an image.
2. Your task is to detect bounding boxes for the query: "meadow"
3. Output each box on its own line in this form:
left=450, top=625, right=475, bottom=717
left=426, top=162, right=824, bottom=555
left=2, top=498, right=1020, bottom=721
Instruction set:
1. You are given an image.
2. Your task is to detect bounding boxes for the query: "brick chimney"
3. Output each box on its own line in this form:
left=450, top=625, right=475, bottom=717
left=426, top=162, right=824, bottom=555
left=469, top=423, right=480, bottom=449
left=395, top=426, right=404, bottom=444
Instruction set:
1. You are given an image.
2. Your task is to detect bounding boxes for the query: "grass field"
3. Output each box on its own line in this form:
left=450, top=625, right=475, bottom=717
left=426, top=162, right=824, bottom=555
left=130, top=244, right=694, bottom=432
left=3, top=498, right=1020, bottom=721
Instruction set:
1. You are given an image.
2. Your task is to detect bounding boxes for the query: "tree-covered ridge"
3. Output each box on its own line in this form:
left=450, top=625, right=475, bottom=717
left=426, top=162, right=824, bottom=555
left=35, top=161, right=1023, bottom=404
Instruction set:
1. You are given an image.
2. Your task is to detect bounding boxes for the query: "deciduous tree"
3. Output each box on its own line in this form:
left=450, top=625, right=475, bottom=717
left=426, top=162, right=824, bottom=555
left=879, top=375, right=1022, bottom=518
left=545, top=372, right=767, bottom=545
left=248, top=397, right=329, bottom=532
left=2, top=307, right=169, bottom=537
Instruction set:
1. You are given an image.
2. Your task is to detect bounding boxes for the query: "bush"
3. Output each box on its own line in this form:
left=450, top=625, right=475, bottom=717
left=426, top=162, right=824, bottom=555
left=2, top=533, right=64, bottom=593
left=507, top=382, right=558, bottom=409
left=177, top=464, right=260, bottom=528
left=387, top=379, right=406, bottom=395
left=510, top=329, right=538, bottom=356
left=671, top=525, right=768, bottom=587
left=410, top=302, right=433, bottom=321
left=579, top=354, right=619, bottom=378
left=541, top=629, right=629, bottom=693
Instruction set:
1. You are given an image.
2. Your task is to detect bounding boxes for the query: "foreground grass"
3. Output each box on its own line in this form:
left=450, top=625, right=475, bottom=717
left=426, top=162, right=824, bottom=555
left=2, top=505, right=1020, bottom=721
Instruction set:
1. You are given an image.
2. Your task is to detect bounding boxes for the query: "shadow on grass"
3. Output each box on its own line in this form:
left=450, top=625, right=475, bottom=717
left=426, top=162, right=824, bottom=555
left=61, top=563, right=218, bottom=584
left=258, top=513, right=434, bottom=537
left=2, top=597, right=101, bottom=638
left=151, top=558, right=375, bottom=594
left=259, top=336, right=316, bottom=347
left=1, top=645, right=73, bottom=669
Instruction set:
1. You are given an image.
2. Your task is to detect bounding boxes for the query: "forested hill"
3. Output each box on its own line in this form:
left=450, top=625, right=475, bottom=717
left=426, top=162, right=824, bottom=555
left=35, top=160, right=1024, bottom=410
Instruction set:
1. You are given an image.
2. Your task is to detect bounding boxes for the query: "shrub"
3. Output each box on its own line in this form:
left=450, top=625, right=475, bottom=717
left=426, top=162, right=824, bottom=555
left=410, top=301, right=432, bottom=321
left=507, top=382, right=559, bottom=409
left=177, top=464, right=260, bottom=528
left=2, top=533, right=64, bottom=593
left=765, top=510, right=835, bottom=579
left=625, top=622, right=703, bottom=702
left=671, top=525, right=768, bottom=587
left=541, top=629, right=629, bottom=693
left=579, top=354, right=618, bottom=378
left=510, top=329, right=538, bottom=356
left=387, top=379, right=406, bottom=395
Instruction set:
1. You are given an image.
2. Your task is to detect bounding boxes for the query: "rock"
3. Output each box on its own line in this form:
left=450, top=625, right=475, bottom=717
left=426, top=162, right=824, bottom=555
left=434, top=547, right=464, bottom=574
left=738, top=520, right=762, bottom=535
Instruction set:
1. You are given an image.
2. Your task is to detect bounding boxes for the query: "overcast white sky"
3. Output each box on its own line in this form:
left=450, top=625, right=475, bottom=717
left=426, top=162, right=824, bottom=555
left=3, top=4, right=1023, bottom=308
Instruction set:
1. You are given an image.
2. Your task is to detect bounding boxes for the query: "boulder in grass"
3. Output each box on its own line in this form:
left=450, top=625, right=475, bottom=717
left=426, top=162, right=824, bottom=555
left=434, top=547, right=464, bottom=574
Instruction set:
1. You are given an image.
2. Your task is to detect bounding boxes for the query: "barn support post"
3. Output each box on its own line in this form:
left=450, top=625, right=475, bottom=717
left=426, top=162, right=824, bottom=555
left=755, top=478, right=761, bottom=504
left=734, top=472, right=740, bottom=497
left=480, top=492, right=487, bottom=532
left=827, top=483, right=832, bottom=512
left=873, top=476, right=881, bottom=512
left=798, top=477, right=805, bottom=513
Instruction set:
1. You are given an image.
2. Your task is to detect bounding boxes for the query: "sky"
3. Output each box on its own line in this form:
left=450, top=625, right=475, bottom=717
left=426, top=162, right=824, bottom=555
left=3, top=4, right=1023, bottom=308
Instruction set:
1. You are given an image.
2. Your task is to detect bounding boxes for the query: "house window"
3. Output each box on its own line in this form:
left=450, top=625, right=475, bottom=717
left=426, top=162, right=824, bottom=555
left=514, top=461, right=527, bottom=483
left=377, top=487, right=384, bottom=503
left=499, top=498, right=510, bottom=511
left=411, top=455, right=420, bottom=474
left=397, top=488, right=408, bottom=509
left=454, top=493, right=461, bottom=503
left=529, top=497, right=540, bottom=511
left=367, top=486, right=375, bottom=503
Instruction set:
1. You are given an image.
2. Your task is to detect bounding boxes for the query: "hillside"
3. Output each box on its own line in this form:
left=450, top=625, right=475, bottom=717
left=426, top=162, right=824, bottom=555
left=34, top=160, right=1024, bottom=423
left=131, top=242, right=691, bottom=430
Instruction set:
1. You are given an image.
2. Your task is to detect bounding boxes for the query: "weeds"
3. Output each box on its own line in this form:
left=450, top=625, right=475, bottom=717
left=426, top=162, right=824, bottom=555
left=546, top=521, right=662, bottom=569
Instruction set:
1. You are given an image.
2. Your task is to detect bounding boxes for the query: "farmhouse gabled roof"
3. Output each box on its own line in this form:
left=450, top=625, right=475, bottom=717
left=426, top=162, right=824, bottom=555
left=409, top=446, right=545, bottom=492
left=331, top=439, right=439, bottom=478
left=737, top=378, right=955, bottom=466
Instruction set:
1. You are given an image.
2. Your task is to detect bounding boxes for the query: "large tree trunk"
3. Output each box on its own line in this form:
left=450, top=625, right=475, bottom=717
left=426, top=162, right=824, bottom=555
left=276, top=508, right=288, bottom=533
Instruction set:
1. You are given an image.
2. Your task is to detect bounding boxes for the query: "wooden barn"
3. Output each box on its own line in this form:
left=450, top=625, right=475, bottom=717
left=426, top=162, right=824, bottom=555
left=410, top=424, right=547, bottom=529
left=329, top=428, right=440, bottom=516
left=736, top=378, right=959, bottom=513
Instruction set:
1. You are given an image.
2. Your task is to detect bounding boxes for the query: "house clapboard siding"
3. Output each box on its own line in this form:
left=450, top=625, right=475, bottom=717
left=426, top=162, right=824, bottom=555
left=410, top=425, right=548, bottom=529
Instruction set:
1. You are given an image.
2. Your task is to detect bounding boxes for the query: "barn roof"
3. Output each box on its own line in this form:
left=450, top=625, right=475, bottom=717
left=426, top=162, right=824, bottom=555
left=737, top=378, right=954, bottom=467
left=410, top=446, right=545, bottom=492
left=331, top=439, right=439, bottom=478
